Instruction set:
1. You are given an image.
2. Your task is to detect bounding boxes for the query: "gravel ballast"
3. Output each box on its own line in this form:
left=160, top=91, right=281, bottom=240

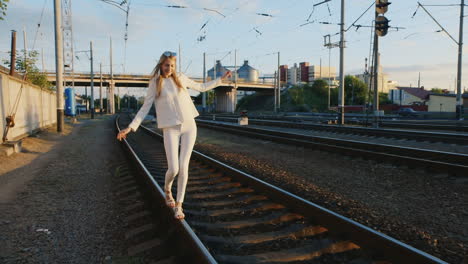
left=191, top=125, right=468, bottom=264
left=0, top=116, right=128, bottom=263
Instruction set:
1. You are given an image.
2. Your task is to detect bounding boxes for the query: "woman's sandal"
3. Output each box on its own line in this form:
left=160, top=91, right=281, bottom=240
left=165, top=189, right=176, bottom=208
left=173, top=202, right=185, bottom=220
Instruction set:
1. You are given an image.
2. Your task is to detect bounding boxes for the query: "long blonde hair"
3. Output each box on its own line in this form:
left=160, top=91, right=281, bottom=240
left=151, top=53, right=183, bottom=97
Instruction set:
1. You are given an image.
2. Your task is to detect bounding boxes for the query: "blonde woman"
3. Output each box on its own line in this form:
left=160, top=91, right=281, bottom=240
left=117, top=51, right=231, bottom=220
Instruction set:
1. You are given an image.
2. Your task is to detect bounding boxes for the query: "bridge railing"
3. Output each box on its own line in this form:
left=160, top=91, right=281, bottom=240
left=45, top=71, right=275, bottom=86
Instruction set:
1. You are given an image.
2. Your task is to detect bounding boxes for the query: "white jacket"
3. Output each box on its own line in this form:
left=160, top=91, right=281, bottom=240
left=128, top=73, right=222, bottom=131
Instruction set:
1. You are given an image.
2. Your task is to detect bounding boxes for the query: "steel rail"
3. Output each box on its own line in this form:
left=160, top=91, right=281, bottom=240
left=133, top=120, right=448, bottom=264
left=196, top=120, right=468, bottom=176
left=115, top=115, right=217, bottom=264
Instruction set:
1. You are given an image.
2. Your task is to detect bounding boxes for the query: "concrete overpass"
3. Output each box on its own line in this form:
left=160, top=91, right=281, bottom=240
left=45, top=72, right=275, bottom=90
left=46, top=72, right=275, bottom=112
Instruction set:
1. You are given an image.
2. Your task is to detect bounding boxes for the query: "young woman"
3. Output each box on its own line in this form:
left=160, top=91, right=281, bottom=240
left=117, top=51, right=231, bottom=220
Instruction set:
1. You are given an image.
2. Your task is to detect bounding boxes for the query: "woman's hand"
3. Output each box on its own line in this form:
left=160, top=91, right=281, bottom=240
left=117, top=127, right=132, bottom=141
left=221, top=71, right=232, bottom=80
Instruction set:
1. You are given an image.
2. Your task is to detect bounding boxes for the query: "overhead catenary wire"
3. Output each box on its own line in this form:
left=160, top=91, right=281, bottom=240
left=416, top=2, right=459, bottom=44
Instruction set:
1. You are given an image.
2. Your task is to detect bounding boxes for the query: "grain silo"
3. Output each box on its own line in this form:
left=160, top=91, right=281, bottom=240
left=237, top=60, right=259, bottom=82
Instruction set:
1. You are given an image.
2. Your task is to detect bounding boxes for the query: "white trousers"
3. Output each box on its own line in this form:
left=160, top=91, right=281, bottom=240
left=162, top=118, right=197, bottom=203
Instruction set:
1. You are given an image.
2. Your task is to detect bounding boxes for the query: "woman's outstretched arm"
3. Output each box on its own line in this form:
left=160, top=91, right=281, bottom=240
left=180, top=72, right=230, bottom=93
left=127, top=78, right=156, bottom=132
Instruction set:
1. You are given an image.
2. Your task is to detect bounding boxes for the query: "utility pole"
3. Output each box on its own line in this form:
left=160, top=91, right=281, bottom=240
left=214, top=60, right=217, bottom=79
left=213, top=60, right=217, bottom=112
left=42, top=48, right=45, bottom=73
left=274, top=71, right=277, bottom=112
left=373, top=0, right=391, bottom=127
left=234, top=49, right=237, bottom=112
left=9, top=30, right=16, bottom=76
left=127, top=89, right=130, bottom=110
left=338, top=0, right=346, bottom=125
left=54, top=0, right=64, bottom=132
left=62, top=0, right=74, bottom=92
left=328, top=51, right=331, bottom=109
left=372, top=26, right=379, bottom=127
left=179, top=43, right=182, bottom=73
left=90, top=41, right=95, bottom=119
left=110, top=37, right=115, bottom=114
left=324, top=34, right=339, bottom=110
left=100, top=63, right=103, bottom=114
left=418, top=72, right=421, bottom=88
left=417, top=1, right=462, bottom=118
left=456, top=0, right=464, bottom=120
left=85, top=86, right=88, bottom=110
left=320, top=58, right=322, bottom=79
left=23, top=30, right=27, bottom=75
left=106, top=85, right=109, bottom=114
left=202, top=52, right=206, bottom=113
left=278, top=51, right=281, bottom=111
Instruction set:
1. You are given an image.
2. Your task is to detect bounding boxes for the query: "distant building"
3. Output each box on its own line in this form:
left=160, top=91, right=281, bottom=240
left=427, top=93, right=468, bottom=112
left=287, top=63, right=298, bottom=85
left=308, top=65, right=337, bottom=83
left=207, top=60, right=260, bottom=83
left=282, top=62, right=337, bottom=86
left=355, top=72, right=394, bottom=94
left=299, top=62, right=309, bottom=83
left=207, top=60, right=229, bottom=80
left=236, top=60, right=259, bottom=82
left=279, top=65, right=288, bottom=82
left=388, top=86, right=430, bottom=105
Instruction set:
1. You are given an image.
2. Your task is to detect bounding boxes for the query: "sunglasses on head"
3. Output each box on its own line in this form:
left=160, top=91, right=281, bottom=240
left=163, top=51, right=177, bottom=57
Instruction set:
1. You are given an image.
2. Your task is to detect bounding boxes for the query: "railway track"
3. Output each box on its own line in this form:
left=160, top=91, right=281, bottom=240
left=112, top=163, right=183, bottom=263
left=197, top=115, right=468, bottom=145
left=372, top=121, right=468, bottom=132
left=116, top=114, right=448, bottom=264
left=116, top=117, right=217, bottom=264
left=196, top=120, right=468, bottom=177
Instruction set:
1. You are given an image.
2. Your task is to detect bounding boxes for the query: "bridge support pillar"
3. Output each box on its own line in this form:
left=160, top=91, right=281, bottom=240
left=109, top=81, right=115, bottom=114
left=214, top=87, right=237, bottom=113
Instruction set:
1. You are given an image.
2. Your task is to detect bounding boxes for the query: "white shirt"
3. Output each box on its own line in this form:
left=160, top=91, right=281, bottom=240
left=128, top=73, right=222, bottom=131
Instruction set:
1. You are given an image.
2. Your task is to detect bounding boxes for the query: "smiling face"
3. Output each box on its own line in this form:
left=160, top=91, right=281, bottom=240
left=161, top=57, right=176, bottom=77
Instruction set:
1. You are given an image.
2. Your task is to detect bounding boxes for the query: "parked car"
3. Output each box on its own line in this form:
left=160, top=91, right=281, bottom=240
left=397, top=108, right=418, bottom=117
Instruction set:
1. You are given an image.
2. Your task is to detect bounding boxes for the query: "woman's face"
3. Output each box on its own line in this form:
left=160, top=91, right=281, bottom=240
left=161, top=58, right=176, bottom=77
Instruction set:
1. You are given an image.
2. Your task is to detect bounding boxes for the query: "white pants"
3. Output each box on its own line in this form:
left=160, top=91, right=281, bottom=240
left=162, top=118, right=197, bottom=203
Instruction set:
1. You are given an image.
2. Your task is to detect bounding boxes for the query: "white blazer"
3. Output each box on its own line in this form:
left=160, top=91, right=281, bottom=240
left=128, top=73, right=222, bottom=131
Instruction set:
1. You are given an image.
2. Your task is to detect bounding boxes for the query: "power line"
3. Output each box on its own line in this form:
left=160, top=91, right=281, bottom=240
left=416, top=2, right=459, bottom=44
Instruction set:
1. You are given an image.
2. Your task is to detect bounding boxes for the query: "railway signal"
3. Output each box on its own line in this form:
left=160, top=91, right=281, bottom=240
left=371, top=0, right=391, bottom=128
left=375, top=15, right=390, bottom=37
left=376, top=0, right=391, bottom=14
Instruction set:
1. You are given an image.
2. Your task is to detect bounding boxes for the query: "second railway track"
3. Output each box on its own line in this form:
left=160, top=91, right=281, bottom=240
left=117, top=114, right=448, bottom=264
left=195, top=119, right=468, bottom=177
left=197, top=115, right=468, bottom=145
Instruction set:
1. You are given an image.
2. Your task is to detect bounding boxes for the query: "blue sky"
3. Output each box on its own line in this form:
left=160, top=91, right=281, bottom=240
left=1, top=0, right=468, bottom=97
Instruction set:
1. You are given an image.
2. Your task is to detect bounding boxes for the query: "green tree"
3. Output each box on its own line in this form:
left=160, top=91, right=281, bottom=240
left=379, top=92, right=392, bottom=105
left=344, top=75, right=367, bottom=105
left=2, top=50, right=52, bottom=90
left=121, top=94, right=138, bottom=110
left=0, top=0, right=9, bottom=20
left=310, top=79, right=328, bottom=97
left=330, top=87, right=339, bottom=106
left=289, top=86, right=305, bottom=105
left=194, top=90, right=215, bottom=106
left=431, top=88, right=445, bottom=94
